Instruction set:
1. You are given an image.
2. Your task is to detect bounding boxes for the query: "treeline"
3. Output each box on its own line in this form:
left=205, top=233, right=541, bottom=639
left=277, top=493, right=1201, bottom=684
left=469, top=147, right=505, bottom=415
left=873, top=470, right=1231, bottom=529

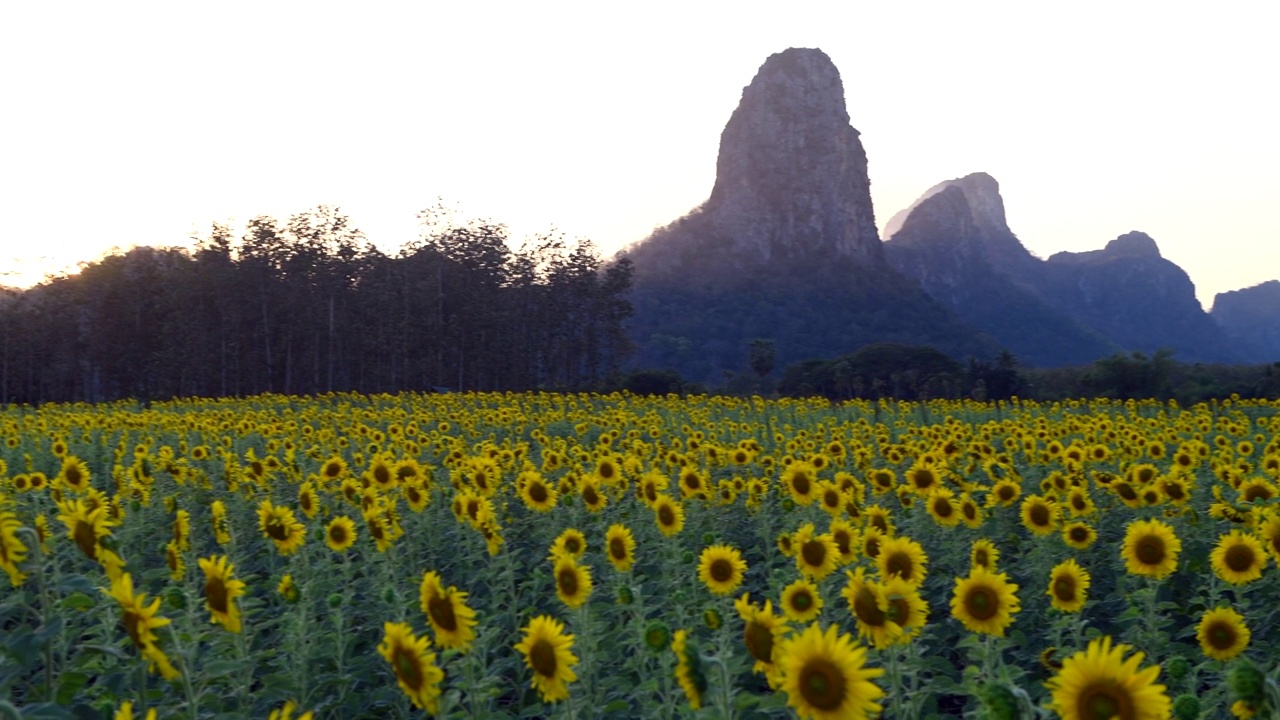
left=0, top=205, right=633, bottom=404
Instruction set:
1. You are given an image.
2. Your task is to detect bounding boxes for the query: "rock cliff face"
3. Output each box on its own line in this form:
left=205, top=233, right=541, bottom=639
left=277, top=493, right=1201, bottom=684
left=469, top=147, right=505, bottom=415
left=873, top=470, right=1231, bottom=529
left=1211, top=281, right=1280, bottom=362
left=626, top=48, right=885, bottom=284
left=883, top=177, right=1116, bottom=366
left=1039, top=231, right=1244, bottom=363
left=884, top=176, right=1250, bottom=365
left=622, top=49, right=994, bottom=383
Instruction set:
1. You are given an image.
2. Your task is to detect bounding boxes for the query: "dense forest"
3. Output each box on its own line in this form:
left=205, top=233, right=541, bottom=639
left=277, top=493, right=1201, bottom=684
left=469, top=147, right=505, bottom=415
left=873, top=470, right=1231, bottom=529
left=0, top=206, right=633, bottom=403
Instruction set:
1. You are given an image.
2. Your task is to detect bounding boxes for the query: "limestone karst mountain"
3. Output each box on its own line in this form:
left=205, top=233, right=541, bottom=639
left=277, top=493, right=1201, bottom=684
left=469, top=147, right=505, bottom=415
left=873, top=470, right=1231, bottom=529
left=885, top=171, right=1248, bottom=365
left=883, top=174, right=1118, bottom=366
left=622, top=48, right=995, bottom=382
left=1212, top=281, right=1280, bottom=362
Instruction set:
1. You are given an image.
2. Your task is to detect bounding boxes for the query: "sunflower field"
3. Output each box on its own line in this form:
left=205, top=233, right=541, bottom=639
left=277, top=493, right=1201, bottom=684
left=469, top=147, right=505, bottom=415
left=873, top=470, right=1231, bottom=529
left=2, top=391, right=1280, bottom=719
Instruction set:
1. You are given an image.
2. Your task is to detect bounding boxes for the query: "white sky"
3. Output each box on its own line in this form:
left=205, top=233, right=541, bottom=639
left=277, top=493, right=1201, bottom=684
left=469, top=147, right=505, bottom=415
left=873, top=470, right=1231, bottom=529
left=2, top=2, right=1277, bottom=309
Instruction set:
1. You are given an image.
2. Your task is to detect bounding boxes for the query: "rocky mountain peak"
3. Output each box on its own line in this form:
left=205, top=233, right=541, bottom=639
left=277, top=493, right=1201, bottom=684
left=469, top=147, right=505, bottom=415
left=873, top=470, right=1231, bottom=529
left=696, top=47, right=882, bottom=264
left=1104, top=231, right=1162, bottom=258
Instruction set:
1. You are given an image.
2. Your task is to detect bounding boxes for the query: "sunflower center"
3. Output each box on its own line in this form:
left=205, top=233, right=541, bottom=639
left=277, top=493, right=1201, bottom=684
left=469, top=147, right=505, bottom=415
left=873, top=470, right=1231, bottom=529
left=583, top=486, right=600, bottom=505
left=205, top=578, right=229, bottom=613
left=864, top=536, right=881, bottom=558
left=709, top=559, right=734, bottom=583
left=564, top=538, right=581, bottom=555
left=73, top=519, right=98, bottom=559
left=557, top=567, right=579, bottom=596
left=964, top=586, right=998, bottom=621
left=166, top=548, right=179, bottom=572
left=329, top=526, right=348, bottom=544
left=658, top=505, right=675, bottom=526
left=743, top=621, right=774, bottom=663
left=997, top=485, right=1015, bottom=501
left=427, top=594, right=458, bottom=632
left=912, top=470, right=935, bottom=490
left=1070, top=527, right=1089, bottom=543
left=962, top=503, right=976, bottom=521
left=1208, top=622, right=1237, bottom=650
left=66, top=467, right=83, bottom=487
left=1116, top=484, right=1138, bottom=501
left=643, top=484, right=658, bottom=503
left=853, top=587, right=886, bottom=626
left=884, top=552, right=913, bottom=581
left=122, top=611, right=144, bottom=648
left=801, top=540, right=828, bottom=568
left=799, top=657, right=848, bottom=711
left=1053, top=576, right=1076, bottom=602
left=392, top=647, right=424, bottom=690
left=609, top=537, right=627, bottom=560
left=1029, top=504, right=1050, bottom=527
left=792, top=473, right=811, bottom=495
left=886, top=596, right=909, bottom=626
left=528, top=482, right=548, bottom=503
left=266, top=518, right=290, bottom=540
left=1078, top=681, right=1134, bottom=720
left=974, top=550, right=989, bottom=567
left=529, top=638, right=558, bottom=678
left=1224, top=544, right=1256, bottom=572
left=1135, top=536, right=1165, bottom=565
left=599, top=463, right=615, bottom=480
left=1165, top=483, right=1186, bottom=501
left=933, top=499, right=953, bottom=517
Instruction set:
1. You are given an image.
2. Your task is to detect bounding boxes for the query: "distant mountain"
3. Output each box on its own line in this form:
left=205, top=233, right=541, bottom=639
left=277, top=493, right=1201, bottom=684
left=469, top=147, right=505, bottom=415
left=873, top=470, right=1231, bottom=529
left=884, top=170, right=1250, bottom=366
left=1211, top=281, right=1280, bottom=362
left=621, top=48, right=996, bottom=383
left=883, top=174, right=1117, bottom=366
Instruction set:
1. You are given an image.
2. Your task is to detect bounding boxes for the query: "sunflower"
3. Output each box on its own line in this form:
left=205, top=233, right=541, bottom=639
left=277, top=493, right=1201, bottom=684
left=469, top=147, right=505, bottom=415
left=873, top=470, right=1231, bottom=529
left=828, top=519, right=859, bottom=565
left=1045, top=635, right=1170, bottom=720
left=419, top=570, right=478, bottom=652
left=1197, top=606, right=1250, bottom=661
left=56, top=498, right=115, bottom=561
left=678, top=467, right=708, bottom=500
left=297, top=482, right=319, bottom=519
left=58, top=455, right=92, bottom=493
left=1062, top=521, right=1098, bottom=550
left=877, top=535, right=928, bottom=587
left=580, top=477, right=608, bottom=512
left=519, top=470, right=557, bottom=512
left=816, top=481, right=846, bottom=517
left=958, top=494, right=984, bottom=529
left=793, top=524, right=839, bottom=580
left=698, top=544, right=747, bottom=596
left=553, top=555, right=593, bottom=609
left=402, top=480, right=431, bottom=512
left=1260, top=513, right=1280, bottom=562
left=1120, top=518, right=1181, bottom=579
left=777, top=622, right=884, bottom=720
left=735, top=593, right=787, bottom=685
left=782, top=461, right=819, bottom=505
left=781, top=577, right=825, bottom=623
left=904, top=462, right=940, bottom=494
left=925, top=487, right=961, bottom=527
left=266, top=700, right=313, bottom=720
left=324, top=515, right=356, bottom=552
left=1210, top=530, right=1267, bottom=585
left=672, top=629, right=706, bottom=710
left=863, top=505, right=894, bottom=536
left=1047, top=558, right=1090, bottom=613
left=515, top=615, right=578, bottom=703
left=171, top=509, right=191, bottom=551
left=378, top=622, right=444, bottom=712
left=210, top=500, right=231, bottom=545
left=970, top=539, right=999, bottom=571
left=0, top=511, right=30, bottom=587
left=1065, top=488, right=1097, bottom=517
left=550, top=527, right=587, bottom=560
left=164, top=540, right=185, bottom=581
left=879, top=576, right=928, bottom=642
left=102, top=572, right=180, bottom=680
left=987, top=479, right=1020, bottom=508
left=653, top=494, right=685, bottom=537
left=198, top=555, right=246, bottom=634
left=277, top=573, right=299, bottom=603
left=1020, top=495, right=1059, bottom=536
left=950, top=566, right=1021, bottom=637
left=637, top=471, right=668, bottom=507
left=604, top=524, right=636, bottom=572
left=841, top=567, right=902, bottom=649
left=114, top=701, right=158, bottom=720
left=257, top=500, right=306, bottom=556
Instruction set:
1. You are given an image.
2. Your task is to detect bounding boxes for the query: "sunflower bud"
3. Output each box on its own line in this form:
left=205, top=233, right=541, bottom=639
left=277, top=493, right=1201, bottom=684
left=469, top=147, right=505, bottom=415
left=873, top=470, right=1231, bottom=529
left=701, top=532, right=715, bottom=545
left=975, top=681, right=1018, bottom=720
left=643, top=621, right=671, bottom=652
left=327, top=593, right=344, bottom=609
left=165, top=587, right=186, bottom=610
left=703, top=607, right=722, bottom=631
left=1228, top=659, right=1266, bottom=706
left=616, top=585, right=634, bottom=605
left=1164, top=654, right=1190, bottom=684
left=781, top=498, right=796, bottom=512
left=681, top=550, right=695, bottom=565
left=1172, top=694, right=1201, bottom=720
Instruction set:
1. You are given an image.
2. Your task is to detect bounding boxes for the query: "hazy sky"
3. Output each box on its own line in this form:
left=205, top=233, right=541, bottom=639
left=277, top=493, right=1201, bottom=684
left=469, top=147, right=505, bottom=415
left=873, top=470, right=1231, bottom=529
left=3, top=2, right=1277, bottom=309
